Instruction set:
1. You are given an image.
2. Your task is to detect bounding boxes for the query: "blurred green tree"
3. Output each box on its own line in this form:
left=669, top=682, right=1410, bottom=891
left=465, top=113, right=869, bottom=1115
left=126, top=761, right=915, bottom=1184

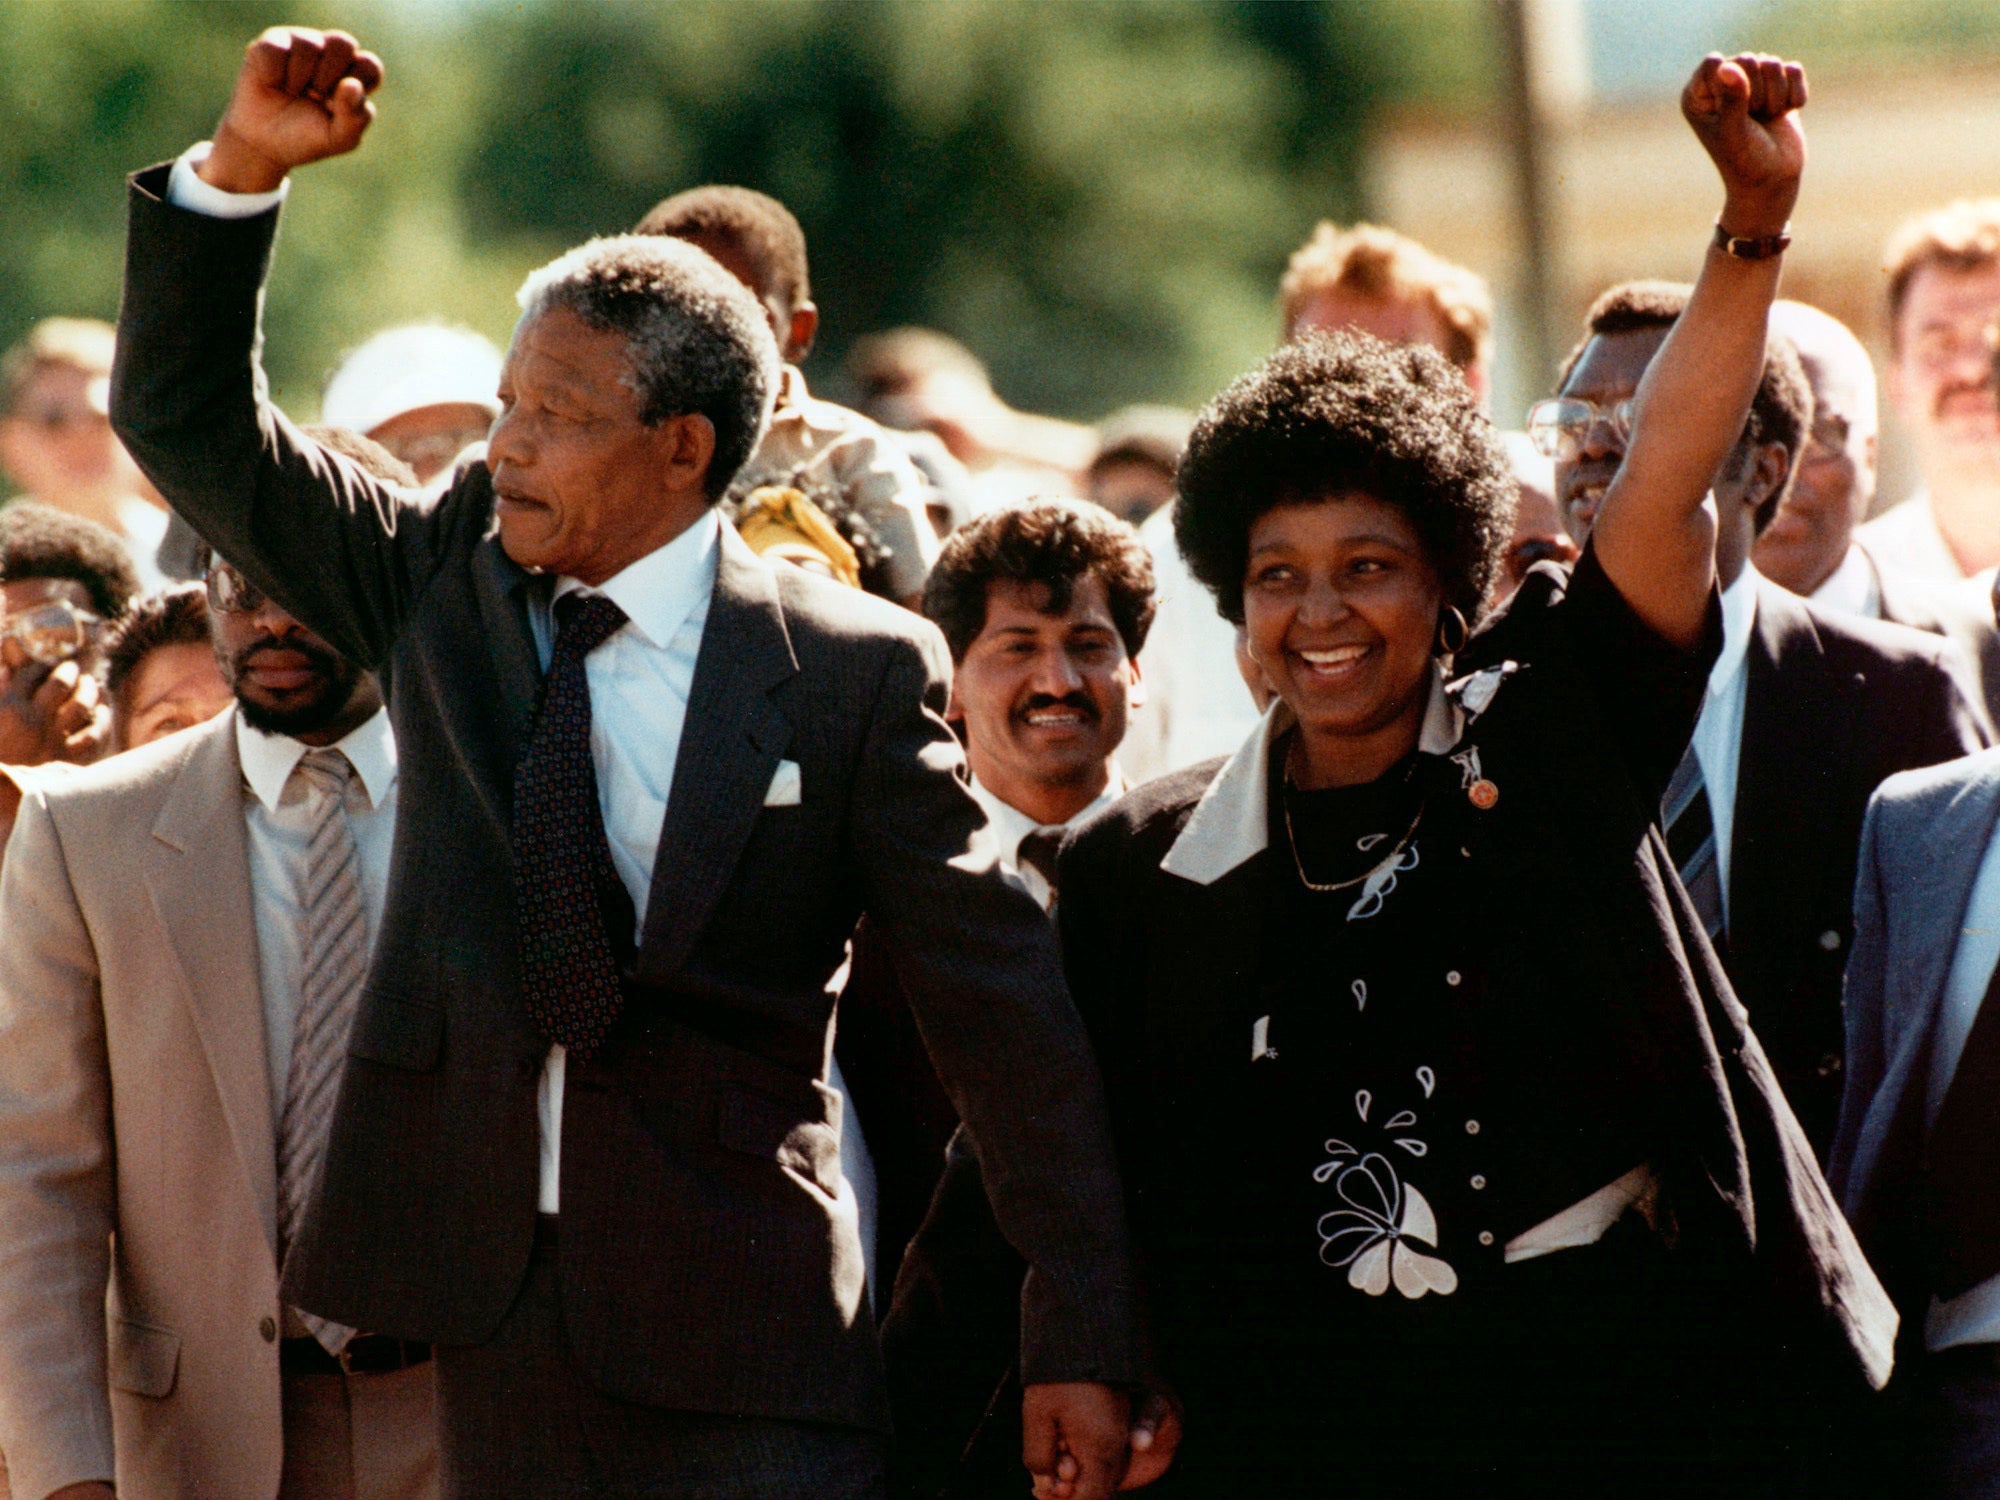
left=462, top=0, right=1430, bottom=416
left=0, top=0, right=1490, bottom=449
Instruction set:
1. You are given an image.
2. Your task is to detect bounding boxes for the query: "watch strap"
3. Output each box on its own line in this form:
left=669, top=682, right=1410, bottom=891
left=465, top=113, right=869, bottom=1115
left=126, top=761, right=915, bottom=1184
left=1713, top=222, right=1792, bottom=260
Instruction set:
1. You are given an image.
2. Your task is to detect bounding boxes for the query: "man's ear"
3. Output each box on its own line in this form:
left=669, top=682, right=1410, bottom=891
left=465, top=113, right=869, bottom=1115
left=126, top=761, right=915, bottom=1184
left=786, top=302, right=819, bottom=364
left=659, top=412, right=718, bottom=496
left=1125, top=653, right=1147, bottom=711
left=1748, top=440, right=1792, bottom=514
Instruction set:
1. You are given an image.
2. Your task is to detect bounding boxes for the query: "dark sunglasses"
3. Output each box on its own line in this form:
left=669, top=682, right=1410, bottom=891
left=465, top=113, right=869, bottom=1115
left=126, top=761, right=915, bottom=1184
left=204, top=560, right=269, bottom=615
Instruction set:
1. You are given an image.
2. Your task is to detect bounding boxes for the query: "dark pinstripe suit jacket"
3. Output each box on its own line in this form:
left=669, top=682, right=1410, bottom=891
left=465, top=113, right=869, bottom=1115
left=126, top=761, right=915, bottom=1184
left=109, top=163, right=1136, bottom=1430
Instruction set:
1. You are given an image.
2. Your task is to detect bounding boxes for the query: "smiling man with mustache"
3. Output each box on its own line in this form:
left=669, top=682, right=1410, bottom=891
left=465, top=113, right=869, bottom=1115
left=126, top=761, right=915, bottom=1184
left=833, top=500, right=1168, bottom=1498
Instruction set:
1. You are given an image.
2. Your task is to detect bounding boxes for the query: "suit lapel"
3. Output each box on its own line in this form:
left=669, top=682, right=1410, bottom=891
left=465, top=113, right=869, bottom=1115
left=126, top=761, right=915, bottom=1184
left=1731, top=583, right=1862, bottom=999
left=1895, top=766, right=2000, bottom=1054
left=471, top=527, right=543, bottom=752
left=633, top=526, right=798, bottom=981
left=140, top=714, right=280, bottom=1249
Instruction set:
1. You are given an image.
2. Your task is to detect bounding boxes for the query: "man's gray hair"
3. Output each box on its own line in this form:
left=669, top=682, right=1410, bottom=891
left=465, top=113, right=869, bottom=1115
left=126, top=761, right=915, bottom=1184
left=516, top=235, right=780, bottom=500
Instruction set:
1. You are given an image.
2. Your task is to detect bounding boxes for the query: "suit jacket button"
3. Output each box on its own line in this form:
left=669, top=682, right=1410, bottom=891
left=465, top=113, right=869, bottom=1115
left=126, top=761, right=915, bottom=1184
left=1818, top=929, right=1842, bottom=952
left=260, top=1316, right=277, bottom=1343
left=1817, top=1053, right=1842, bottom=1078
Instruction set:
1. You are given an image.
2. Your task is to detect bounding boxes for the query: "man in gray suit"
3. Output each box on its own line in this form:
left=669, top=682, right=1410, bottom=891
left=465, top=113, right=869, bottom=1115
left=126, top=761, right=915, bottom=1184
left=1832, top=744, right=2000, bottom=1497
left=109, top=26, right=1137, bottom=1500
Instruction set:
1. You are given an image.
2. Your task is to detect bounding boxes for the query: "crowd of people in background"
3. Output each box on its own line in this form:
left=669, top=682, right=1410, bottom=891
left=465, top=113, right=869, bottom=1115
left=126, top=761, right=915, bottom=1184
left=5, top=23, right=2000, bottom=1500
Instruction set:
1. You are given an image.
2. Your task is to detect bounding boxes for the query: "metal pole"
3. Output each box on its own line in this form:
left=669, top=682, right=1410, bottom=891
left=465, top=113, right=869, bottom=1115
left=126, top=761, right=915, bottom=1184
left=1496, top=0, right=1561, bottom=396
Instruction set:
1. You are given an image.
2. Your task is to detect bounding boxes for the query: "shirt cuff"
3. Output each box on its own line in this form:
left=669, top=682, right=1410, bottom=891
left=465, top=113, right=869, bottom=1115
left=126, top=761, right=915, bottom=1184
left=165, top=142, right=290, bottom=219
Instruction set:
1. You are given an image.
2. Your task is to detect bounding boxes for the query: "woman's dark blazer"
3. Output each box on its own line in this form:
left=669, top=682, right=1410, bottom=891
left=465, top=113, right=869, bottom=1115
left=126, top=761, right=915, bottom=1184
left=1056, top=552, right=1897, bottom=1399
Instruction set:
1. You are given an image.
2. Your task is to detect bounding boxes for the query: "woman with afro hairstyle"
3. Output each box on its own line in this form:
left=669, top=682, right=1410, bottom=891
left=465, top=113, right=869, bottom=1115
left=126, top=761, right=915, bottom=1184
left=1046, top=55, right=1892, bottom=1498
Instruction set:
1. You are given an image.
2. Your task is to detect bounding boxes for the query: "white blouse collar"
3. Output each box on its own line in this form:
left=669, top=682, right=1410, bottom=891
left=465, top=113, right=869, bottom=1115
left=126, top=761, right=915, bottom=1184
left=1161, top=661, right=1464, bottom=887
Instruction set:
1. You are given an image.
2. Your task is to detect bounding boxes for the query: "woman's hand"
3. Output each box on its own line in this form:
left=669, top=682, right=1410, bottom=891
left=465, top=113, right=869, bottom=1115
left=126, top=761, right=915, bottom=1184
left=1119, top=1389, right=1184, bottom=1489
left=1682, top=52, right=1807, bottom=238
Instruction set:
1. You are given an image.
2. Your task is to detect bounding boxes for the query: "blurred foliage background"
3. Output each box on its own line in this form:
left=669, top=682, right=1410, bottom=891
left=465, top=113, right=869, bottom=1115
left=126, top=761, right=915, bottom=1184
left=0, top=0, right=1994, bottom=427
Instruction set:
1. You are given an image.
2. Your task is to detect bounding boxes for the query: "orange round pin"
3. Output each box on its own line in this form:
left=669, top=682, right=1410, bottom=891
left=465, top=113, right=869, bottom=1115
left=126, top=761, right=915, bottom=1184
left=1468, top=779, right=1499, bottom=810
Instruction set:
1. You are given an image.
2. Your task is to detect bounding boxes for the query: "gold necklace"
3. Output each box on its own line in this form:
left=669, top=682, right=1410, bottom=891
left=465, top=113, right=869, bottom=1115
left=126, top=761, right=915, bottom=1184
left=1280, top=800, right=1424, bottom=892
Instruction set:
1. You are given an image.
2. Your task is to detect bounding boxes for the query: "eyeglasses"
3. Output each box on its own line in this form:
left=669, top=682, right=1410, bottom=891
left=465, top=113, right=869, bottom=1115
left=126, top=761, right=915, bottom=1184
left=0, top=599, right=101, bottom=666
left=204, top=560, right=268, bottom=615
left=1525, top=397, right=1638, bottom=461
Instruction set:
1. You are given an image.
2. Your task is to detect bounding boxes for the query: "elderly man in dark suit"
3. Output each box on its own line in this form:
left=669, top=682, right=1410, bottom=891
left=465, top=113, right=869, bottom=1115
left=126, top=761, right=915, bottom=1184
left=1753, top=298, right=2000, bottom=719
left=1541, top=282, right=1988, bottom=1156
left=107, top=27, right=1137, bottom=1500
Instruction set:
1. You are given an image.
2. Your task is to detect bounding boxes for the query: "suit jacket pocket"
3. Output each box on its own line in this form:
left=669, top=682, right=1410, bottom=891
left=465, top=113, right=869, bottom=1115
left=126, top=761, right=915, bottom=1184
left=349, top=989, right=445, bottom=1072
left=109, top=1316, right=180, bottom=1398
left=715, top=1084, right=844, bottom=1199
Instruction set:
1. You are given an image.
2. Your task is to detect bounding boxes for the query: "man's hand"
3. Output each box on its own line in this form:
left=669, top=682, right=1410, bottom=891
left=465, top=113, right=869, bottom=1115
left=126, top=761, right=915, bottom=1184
left=1024, top=1382, right=1131, bottom=1500
left=1119, top=1389, right=1183, bottom=1490
left=1681, top=52, right=1807, bottom=238
left=0, top=656, right=108, bottom=767
left=199, top=27, right=384, bottom=195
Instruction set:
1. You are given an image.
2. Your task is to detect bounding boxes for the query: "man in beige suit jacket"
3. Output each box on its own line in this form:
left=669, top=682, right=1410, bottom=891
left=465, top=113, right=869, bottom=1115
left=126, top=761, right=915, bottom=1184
left=0, top=504, right=436, bottom=1498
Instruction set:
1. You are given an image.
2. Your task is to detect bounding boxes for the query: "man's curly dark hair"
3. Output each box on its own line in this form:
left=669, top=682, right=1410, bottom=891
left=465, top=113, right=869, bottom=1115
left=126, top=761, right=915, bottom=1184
left=923, top=498, right=1157, bottom=663
left=1173, top=333, right=1515, bottom=626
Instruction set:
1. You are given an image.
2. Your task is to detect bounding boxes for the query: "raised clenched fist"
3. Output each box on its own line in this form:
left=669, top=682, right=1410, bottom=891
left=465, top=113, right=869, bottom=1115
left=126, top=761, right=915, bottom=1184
left=1682, top=52, right=1808, bottom=240
left=198, top=27, right=384, bottom=196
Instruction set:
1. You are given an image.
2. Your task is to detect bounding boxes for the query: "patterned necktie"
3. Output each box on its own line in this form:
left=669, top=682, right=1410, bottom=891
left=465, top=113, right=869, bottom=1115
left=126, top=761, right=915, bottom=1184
left=512, top=593, right=635, bottom=1058
left=1663, top=743, right=1727, bottom=945
left=1015, top=828, right=1064, bottom=903
left=277, top=747, right=366, bottom=1355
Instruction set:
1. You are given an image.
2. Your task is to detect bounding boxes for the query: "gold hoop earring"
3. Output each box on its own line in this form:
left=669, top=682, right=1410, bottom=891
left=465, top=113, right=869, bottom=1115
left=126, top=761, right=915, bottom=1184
left=1435, top=606, right=1470, bottom=657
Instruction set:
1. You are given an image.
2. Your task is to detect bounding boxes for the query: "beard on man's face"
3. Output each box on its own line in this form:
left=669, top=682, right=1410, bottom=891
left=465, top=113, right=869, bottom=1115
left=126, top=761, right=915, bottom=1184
left=229, top=634, right=363, bottom=738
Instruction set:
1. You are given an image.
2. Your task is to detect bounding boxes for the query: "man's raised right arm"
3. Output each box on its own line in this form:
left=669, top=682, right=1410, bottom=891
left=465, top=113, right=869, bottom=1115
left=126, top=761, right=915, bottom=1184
left=110, top=28, right=453, bottom=671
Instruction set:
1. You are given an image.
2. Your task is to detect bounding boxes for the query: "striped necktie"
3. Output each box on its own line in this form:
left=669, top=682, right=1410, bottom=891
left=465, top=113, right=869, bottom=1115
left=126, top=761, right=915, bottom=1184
left=1662, top=743, right=1727, bottom=945
left=276, top=747, right=366, bottom=1355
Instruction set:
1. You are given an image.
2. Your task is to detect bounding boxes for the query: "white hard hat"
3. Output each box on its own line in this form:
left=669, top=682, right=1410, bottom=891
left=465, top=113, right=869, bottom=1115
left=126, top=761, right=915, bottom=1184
left=321, top=324, right=504, bottom=437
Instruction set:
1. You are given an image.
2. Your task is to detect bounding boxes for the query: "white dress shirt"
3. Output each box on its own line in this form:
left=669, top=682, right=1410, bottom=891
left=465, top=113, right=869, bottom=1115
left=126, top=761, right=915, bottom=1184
left=1923, top=823, right=2000, bottom=1351
left=527, top=510, right=719, bottom=1212
left=967, top=771, right=1125, bottom=914
left=1689, top=565, right=1760, bottom=925
left=1808, top=543, right=1882, bottom=622
left=1857, top=488, right=1966, bottom=585
left=237, top=706, right=399, bottom=1127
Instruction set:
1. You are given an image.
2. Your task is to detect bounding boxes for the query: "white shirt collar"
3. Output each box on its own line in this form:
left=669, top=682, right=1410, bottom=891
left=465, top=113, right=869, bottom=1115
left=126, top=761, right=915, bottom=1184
left=235, top=703, right=398, bottom=815
left=1809, top=543, right=1881, bottom=621
left=1710, top=562, right=1761, bottom=699
left=551, top=509, right=721, bottom=650
left=1162, top=661, right=1464, bottom=887
left=967, top=768, right=1127, bottom=867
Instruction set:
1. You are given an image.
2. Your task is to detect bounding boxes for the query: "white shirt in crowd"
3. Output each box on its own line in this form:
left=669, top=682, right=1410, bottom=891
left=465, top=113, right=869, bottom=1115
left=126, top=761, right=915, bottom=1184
left=1688, top=564, right=1760, bottom=928
left=1922, top=824, right=2000, bottom=1352
left=1123, top=506, right=1260, bottom=783
left=967, top=769, right=1126, bottom=914
left=1857, top=489, right=1965, bottom=585
left=237, top=706, right=400, bottom=1133
left=1808, top=543, right=1882, bottom=621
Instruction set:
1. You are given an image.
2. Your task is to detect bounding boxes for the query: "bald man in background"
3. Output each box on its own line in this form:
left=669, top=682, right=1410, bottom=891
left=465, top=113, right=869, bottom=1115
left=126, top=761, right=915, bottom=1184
left=1755, top=299, right=2000, bottom=718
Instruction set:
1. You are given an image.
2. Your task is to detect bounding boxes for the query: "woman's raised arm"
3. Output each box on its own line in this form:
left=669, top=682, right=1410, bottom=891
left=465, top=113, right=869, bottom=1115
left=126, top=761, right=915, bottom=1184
left=1591, top=53, right=1808, bottom=647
